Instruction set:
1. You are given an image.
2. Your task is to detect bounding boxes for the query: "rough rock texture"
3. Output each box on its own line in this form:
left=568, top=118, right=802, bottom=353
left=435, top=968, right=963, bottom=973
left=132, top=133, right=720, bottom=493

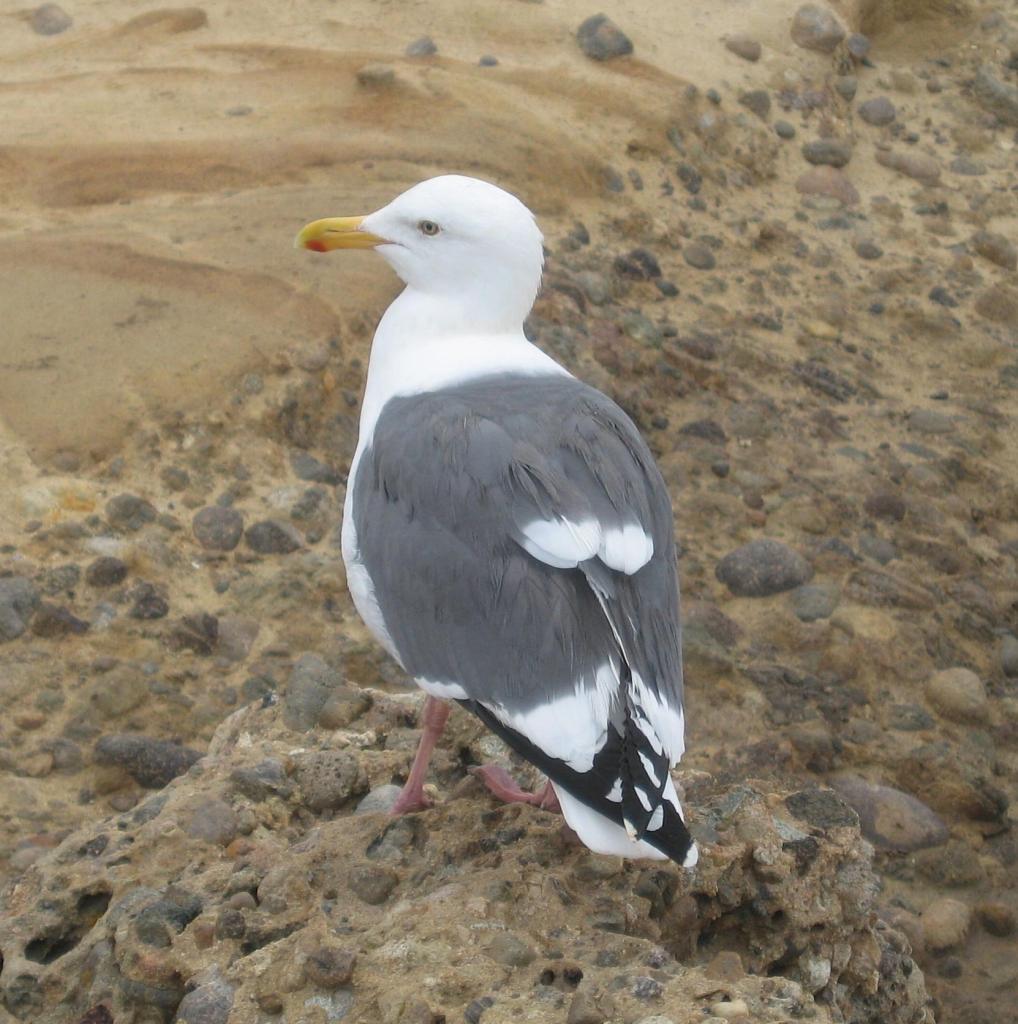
left=0, top=696, right=932, bottom=1023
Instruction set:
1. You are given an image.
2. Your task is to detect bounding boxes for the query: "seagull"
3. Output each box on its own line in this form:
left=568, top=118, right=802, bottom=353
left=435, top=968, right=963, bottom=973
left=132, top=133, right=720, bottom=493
left=296, top=175, right=696, bottom=866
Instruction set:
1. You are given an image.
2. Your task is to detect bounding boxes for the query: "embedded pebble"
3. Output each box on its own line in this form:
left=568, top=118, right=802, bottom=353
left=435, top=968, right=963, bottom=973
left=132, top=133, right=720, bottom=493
left=304, top=946, right=356, bottom=988
left=290, top=451, right=341, bottom=486
left=683, top=243, right=716, bottom=270
left=830, top=774, right=948, bottom=852
left=858, top=96, right=896, bottom=126
left=355, top=784, right=403, bottom=816
left=802, top=138, right=852, bottom=168
left=486, top=933, right=536, bottom=967
left=716, top=539, right=812, bottom=597
left=30, top=3, right=72, bottom=35
left=193, top=507, right=244, bottom=551
left=216, top=615, right=259, bottom=663
left=875, top=149, right=941, bottom=185
left=971, top=230, right=1017, bottom=271
left=245, top=519, right=302, bottom=554
left=724, top=34, right=761, bottom=62
left=739, top=89, right=771, bottom=120
left=0, top=577, right=40, bottom=642
left=347, top=863, right=398, bottom=904
left=576, top=14, right=633, bottom=61
left=106, top=494, right=157, bottom=532
left=184, top=799, right=240, bottom=846
left=790, top=4, right=845, bottom=53
left=356, top=63, right=396, bottom=87
left=972, top=65, right=1018, bottom=126
left=294, top=750, right=368, bottom=811
left=923, top=897, right=971, bottom=951
left=795, top=166, right=859, bottom=205
left=926, top=667, right=988, bottom=724
left=775, top=120, right=796, bottom=139
left=790, top=583, right=839, bottom=621
left=405, top=36, right=437, bottom=57
left=976, top=902, right=1015, bottom=938
left=86, top=556, right=129, bottom=587
left=93, top=733, right=202, bottom=788
left=175, top=972, right=234, bottom=1024
left=31, top=602, right=89, bottom=638
left=1000, top=636, right=1018, bottom=678
left=284, top=653, right=343, bottom=731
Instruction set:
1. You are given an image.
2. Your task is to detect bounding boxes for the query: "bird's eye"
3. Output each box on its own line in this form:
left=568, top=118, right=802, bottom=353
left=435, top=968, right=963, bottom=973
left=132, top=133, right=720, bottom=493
left=418, top=220, right=440, bottom=236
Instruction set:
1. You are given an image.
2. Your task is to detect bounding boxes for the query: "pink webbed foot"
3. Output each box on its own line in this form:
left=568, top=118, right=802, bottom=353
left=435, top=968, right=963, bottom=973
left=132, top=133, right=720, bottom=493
left=389, top=784, right=433, bottom=816
left=388, top=696, right=450, bottom=817
left=470, top=764, right=562, bottom=813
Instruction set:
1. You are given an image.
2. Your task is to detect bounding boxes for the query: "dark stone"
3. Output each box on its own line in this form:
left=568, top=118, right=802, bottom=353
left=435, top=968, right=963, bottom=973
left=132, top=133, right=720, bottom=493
left=775, top=120, right=796, bottom=139
left=86, top=557, right=129, bottom=587
left=31, top=602, right=89, bottom=638
left=887, top=704, right=934, bottom=731
left=614, top=248, right=661, bottom=279
left=405, top=35, right=437, bottom=57
left=192, top=507, right=244, bottom=551
left=855, top=240, right=883, bottom=260
left=683, top=243, right=716, bottom=270
left=30, top=3, right=72, bottom=35
left=35, top=564, right=81, bottom=596
left=347, top=864, right=398, bottom=905
left=106, top=494, right=157, bottom=532
left=631, top=976, right=663, bottom=1000
left=129, top=582, right=169, bottom=620
left=465, top=996, right=494, bottom=1024
left=928, top=286, right=957, bottom=307
left=93, top=733, right=202, bottom=788
left=175, top=973, right=234, bottom=1024
left=864, top=491, right=906, bottom=522
left=858, top=96, right=896, bottom=126
left=679, top=419, right=727, bottom=444
left=305, top=948, right=357, bottom=988
left=793, top=359, right=856, bottom=402
left=725, top=34, right=761, bottom=61
left=802, top=138, right=852, bottom=168
left=790, top=4, right=845, bottom=53
left=284, top=653, right=342, bottom=731
left=790, top=583, right=839, bottom=621
left=168, top=613, right=219, bottom=656
left=230, top=759, right=293, bottom=802
left=290, top=451, right=341, bottom=485
left=830, top=775, right=948, bottom=852
left=739, top=89, right=771, bottom=120
left=245, top=519, right=303, bottom=554
left=0, top=577, right=40, bottom=641
left=785, top=787, right=858, bottom=829
left=676, top=162, right=702, bottom=194
left=576, top=14, right=633, bottom=61
left=479, top=54, right=498, bottom=67
left=716, top=539, right=813, bottom=597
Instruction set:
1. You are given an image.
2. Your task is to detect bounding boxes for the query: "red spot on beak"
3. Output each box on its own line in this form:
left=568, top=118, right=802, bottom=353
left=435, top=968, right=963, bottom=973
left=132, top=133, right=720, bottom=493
left=306, top=240, right=327, bottom=253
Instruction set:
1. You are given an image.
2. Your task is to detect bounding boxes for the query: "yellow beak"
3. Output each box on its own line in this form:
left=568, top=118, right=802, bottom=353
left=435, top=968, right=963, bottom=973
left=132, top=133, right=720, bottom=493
left=294, top=215, right=388, bottom=252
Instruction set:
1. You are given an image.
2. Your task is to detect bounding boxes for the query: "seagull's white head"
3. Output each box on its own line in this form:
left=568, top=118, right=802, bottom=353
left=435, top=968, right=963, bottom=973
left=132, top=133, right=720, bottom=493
left=297, top=175, right=545, bottom=333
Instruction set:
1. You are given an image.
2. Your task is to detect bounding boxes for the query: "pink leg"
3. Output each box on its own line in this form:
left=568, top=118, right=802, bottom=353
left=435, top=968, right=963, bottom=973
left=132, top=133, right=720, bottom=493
left=470, top=764, right=562, bottom=813
left=390, top=697, right=450, bottom=815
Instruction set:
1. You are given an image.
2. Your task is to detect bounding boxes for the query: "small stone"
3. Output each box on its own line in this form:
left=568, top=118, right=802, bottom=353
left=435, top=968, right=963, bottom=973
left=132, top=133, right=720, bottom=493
left=231, top=759, right=292, bottom=801
left=486, top=933, right=537, bottom=967
left=834, top=75, right=857, bottom=101
left=318, top=686, right=371, bottom=729
left=184, top=799, right=239, bottom=846
left=858, top=96, right=896, bottom=126
left=976, top=902, right=1015, bottom=938
left=790, top=4, right=845, bottom=54
left=1000, top=636, right=1018, bottom=678
left=775, top=120, right=796, bottom=139
left=355, top=784, right=403, bottom=815
left=614, top=248, right=661, bottom=279
left=305, top=947, right=357, bottom=988
left=356, top=63, right=396, bottom=87
left=216, top=616, right=259, bottom=663
left=284, top=653, right=343, bottom=731
left=169, top=613, right=218, bottom=656
left=972, top=65, right=1018, bottom=127
left=923, top=897, right=971, bottom=951
left=846, top=33, right=870, bottom=60
left=864, top=491, right=906, bottom=521
left=631, top=977, right=662, bottom=1001
left=907, top=408, right=953, bottom=435
left=795, top=166, right=859, bottom=205
left=465, top=997, right=494, bottom=1024
left=567, top=987, right=615, bottom=1024
left=86, top=556, right=129, bottom=587
left=738, top=89, right=771, bottom=120
left=854, top=240, right=882, bottom=260
left=716, top=538, right=812, bottom=597
left=926, top=667, right=988, bottom=724
left=683, top=243, right=716, bottom=270
left=705, top=951, right=745, bottom=982
left=710, top=1000, right=750, bottom=1021
left=0, top=577, right=40, bottom=642
left=790, top=583, right=839, bottom=621
left=875, top=149, right=940, bottom=185
left=106, top=494, right=157, bottom=532
left=290, top=451, right=341, bottom=485
left=94, top=733, right=202, bottom=788
left=405, top=35, right=437, bottom=57
left=785, top=787, right=858, bottom=829
left=174, top=973, right=234, bottom=1024
left=161, top=466, right=190, bottom=491
left=971, top=230, right=1017, bottom=271
left=193, top=507, right=244, bottom=551
left=245, top=519, right=302, bottom=554
left=949, top=157, right=985, bottom=176
left=31, top=602, right=89, bottom=638
left=347, top=864, right=398, bottom=905
left=975, top=285, right=1018, bottom=327
left=802, top=138, right=852, bottom=167
left=294, top=750, right=368, bottom=811
left=30, top=3, right=72, bottom=35
left=92, top=666, right=147, bottom=718
left=725, top=34, right=761, bottom=61
left=129, top=582, right=169, bottom=620
left=479, top=54, right=498, bottom=67
left=830, top=775, right=948, bottom=852
left=929, top=286, right=957, bottom=307
left=576, top=14, right=633, bottom=61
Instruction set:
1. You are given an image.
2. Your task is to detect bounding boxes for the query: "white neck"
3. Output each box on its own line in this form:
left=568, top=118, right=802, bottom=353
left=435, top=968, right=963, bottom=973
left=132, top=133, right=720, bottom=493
left=356, top=287, right=568, bottom=445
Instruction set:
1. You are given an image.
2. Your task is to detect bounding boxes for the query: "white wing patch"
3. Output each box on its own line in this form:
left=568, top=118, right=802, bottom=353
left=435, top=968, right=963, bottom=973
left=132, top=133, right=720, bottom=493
left=417, top=678, right=469, bottom=700
left=631, top=672, right=686, bottom=765
left=519, top=517, right=653, bottom=575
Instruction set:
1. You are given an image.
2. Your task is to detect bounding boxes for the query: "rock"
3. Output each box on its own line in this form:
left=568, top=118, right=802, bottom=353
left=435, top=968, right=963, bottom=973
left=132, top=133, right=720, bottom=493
left=864, top=491, right=906, bottom=521
left=30, top=3, right=72, bottom=35
left=294, top=750, right=368, bottom=811
left=926, top=668, right=988, bottom=724
left=216, top=616, right=259, bottom=663
left=858, top=96, right=896, bottom=126
left=725, top=34, right=761, bottom=61
left=290, top=451, right=341, bottom=486
left=184, top=799, right=239, bottom=846
left=875, top=149, right=941, bottom=185
left=0, top=577, right=40, bottom=641
left=975, top=284, right=1018, bottom=327
left=355, top=784, right=403, bottom=815
left=230, top=759, right=292, bottom=801
left=683, top=243, right=716, bottom=270
left=106, top=494, right=157, bottom=532
left=318, top=686, right=372, bottom=729
left=486, top=932, right=536, bottom=968
left=785, top=788, right=858, bottom=829
left=972, top=65, right=1018, bottom=126
left=129, top=582, right=170, bottom=620
left=907, top=408, right=953, bottom=435
left=85, top=557, right=129, bottom=587
left=790, top=4, right=845, bottom=54
left=478, top=55, right=498, bottom=67
left=305, top=946, right=356, bottom=988
left=802, top=138, right=852, bottom=167
left=830, top=775, right=948, bottom=852
left=614, top=248, right=661, bottom=279
left=31, top=602, right=89, bottom=638
left=976, top=902, right=1015, bottom=938
left=834, top=75, right=857, bottom=101
left=576, top=14, right=633, bottom=61
left=245, top=519, right=302, bottom=554
left=169, top=613, right=219, bottom=655
left=716, top=539, right=812, bottom=597
left=405, top=36, right=437, bottom=57
left=949, top=157, right=985, bottom=176
left=923, top=898, right=971, bottom=951
left=845, top=32, right=870, bottom=61
left=174, top=972, right=234, bottom=1024
left=347, top=863, right=398, bottom=904
left=738, top=89, right=771, bottom=120
left=356, top=63, right=396, bottom=87
left=795, top=166, right=859, bottom=205
left=790, top=583, right=839, bottom=621
left=854, top=240, right=882, bottom=260
left=193, top=507, right=244, bottom=551
left=971, top=229, right=1017, bottom=271
left=93, top=734, right=202, bottom=788
left=1000, top=636, right=1018, bottom=678
left=284, top=653, right=344, bottom=731
left=92, top=666, right=148, bottom=718
left=775, top=120, right=796, bottom=139
left=567, top=987, right=615, bottom=1023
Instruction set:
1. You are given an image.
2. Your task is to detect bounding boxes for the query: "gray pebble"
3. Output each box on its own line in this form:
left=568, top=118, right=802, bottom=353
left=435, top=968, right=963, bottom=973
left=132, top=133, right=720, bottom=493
left=216, top=615, right=259, bottom=663
left=790, top=583, right=839, bottom=621
left=854, top=239, right=883, bottom=260
left=864, top=491, right=906, bottom=522
left=1001, top=635, right=1018, bottom=678
left=106, top=494, right=157, bottom=532
left=790, top=4, right=845, bottom=54
left=775, top=120, right=796, bottom=139
left=831, top=775, right=947, bottom=852
left=193, top=507, right=244, bottom=551
left=355, top=783, right=403, bottom=815
left=94, top=733, right=202, bottom=788
left=724, top=34, right=761, bottom=62
left=295, top=750, right=368, bottom=812
left=802, top=138, right=852, bottom=167
left=245, top=519, right=302, bottom=554
left=907, top=408, right=954, bottom=435
left=347, top=863, right=398, bottom=905
left=184, top=799, right=239, bottom=846
left=284, top=653, right=342, bottom=731
left=632, top=977, right=663, bottom=1001
left=486, top=932, right=536, bottom=967
left=0, top=577, right=40, bottom=641
left=129, top=582, right=170, bottom=620
left=785, top=787, right=858, bottom=829
left=225, top=105, right=253, bottom=117
left=30, top=3, right=72, bottom=35
left=31, top=602, right=89, bottom=638
left=875, top=148, right=940, bottom=185
left=972, top=65, right=1018, bottom=127
left=290, top=451, right=341, bottom=485
left=479, top=54, right=498, bottom=67
left=231, top=759, right=292, bottom=801
left=926, top=667, right=988, bottom=724
left=738, top=89, right=771, bottom=120
left=306, top=946, right=357, bottom=988
left=356, top=63, right=396, bottom=87
left=858, top=96, right=896, bottom=126
left=161, top=466, right=190, bottom=491
left=835, top=75, right=857, bottom=101
left=949, top=157, right=985, bottom=176
left=174, top=973, right=234, bottom=1024
left=405, top=35, right=437, bottom=57
left=971, top=229, right=1017, bottom=271
left=716, top=538, right=813, bottom=597
left=888, top=703, right=934, bottom=731
left=846, top=32, right=870, bottom=60
left=576, top=14, right=633, bottom=61
left=859, top=534, right=897, bottom=565
left=683, top=242, right=716, bottom=270
left=86, top=556, right=129, bottom=587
